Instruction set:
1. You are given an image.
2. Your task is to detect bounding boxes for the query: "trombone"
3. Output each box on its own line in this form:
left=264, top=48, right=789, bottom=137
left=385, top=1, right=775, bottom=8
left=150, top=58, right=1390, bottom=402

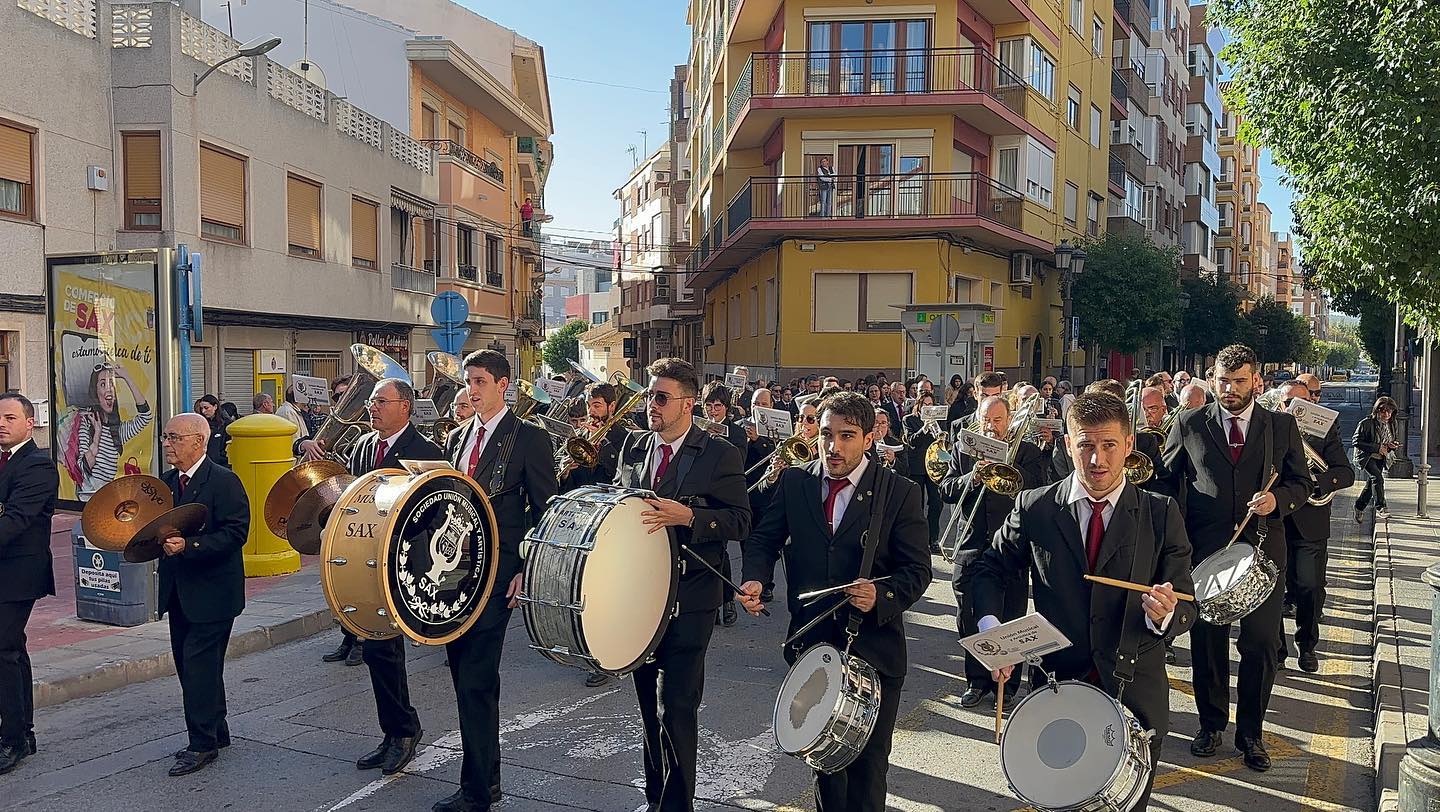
left=745, top=433, right=818, bottom=492
left=939, top=395, right=1041, bottom=561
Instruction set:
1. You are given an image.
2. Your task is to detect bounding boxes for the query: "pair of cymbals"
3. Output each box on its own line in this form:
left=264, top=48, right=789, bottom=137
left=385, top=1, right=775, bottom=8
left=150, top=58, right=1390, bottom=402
left=264, top=460, right=353, bottom=555
left=81, top=476, right=211, bottom=563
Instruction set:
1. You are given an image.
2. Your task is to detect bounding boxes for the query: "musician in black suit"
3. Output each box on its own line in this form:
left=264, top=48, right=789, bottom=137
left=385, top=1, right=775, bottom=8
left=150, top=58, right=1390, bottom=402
left=1157, top=344, right=1310, bottom=772
left=343, top=379, right=444, bottom=777
left=738, top=391, right=932, bottom=812
left=973, top=393, right=1197, bottom=812
left=559, top=381, right=629, bottom=492
left=1050, top=379, right=1163, bottom=487
left=700, top=381, right=749, bottom=628
left=613, top=357, right=750, bottom=812
left=155, top=413, right=250, bottom=777
left=1276, top=379, right=1354, bottom=673
left=742, top=388, right=779, bottom=603
left=0, top=394, right=57, bottom=775
left=938, top=394, right=1049, bottom=708
left=900, top=392, right=941, bottom=550
left=945, top=371, right=1006, bottom=444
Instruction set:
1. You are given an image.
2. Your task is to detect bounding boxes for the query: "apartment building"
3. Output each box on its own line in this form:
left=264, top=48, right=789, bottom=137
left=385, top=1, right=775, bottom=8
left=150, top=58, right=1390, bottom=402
left=1252, top=201, right=1274, bottom=300
left=1182, top=3, right=1222, bottom=279
left=1, top=0, right=440, bottom=440
left=1216, top=79, right=1264, bottom=305
left=685, top=0, right=1112, bottom=381
left=1273, top=231, right=1293, bottom=307
left=615, top=147, right=680, bottom=367
left=668, top=64, right=704, bottom=369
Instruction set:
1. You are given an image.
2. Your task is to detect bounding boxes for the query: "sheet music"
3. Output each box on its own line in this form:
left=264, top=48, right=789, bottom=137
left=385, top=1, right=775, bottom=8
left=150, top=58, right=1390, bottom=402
left=960, top=612, right=1072, bottom=670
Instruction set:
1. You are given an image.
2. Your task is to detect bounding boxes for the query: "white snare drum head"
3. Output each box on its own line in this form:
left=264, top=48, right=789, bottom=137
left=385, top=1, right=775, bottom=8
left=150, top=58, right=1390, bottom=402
left=579, top=494, right=674, bottom=672
left=1001, top=681, right=1128, bottom=808
left=774, top=644, right=845, bottom=754
left=1192, top=543, right=1258, bottom=602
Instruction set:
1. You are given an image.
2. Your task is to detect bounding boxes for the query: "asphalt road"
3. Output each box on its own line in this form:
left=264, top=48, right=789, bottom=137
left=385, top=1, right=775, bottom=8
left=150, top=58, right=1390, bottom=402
left=3, top=383, right=1378, bottom=812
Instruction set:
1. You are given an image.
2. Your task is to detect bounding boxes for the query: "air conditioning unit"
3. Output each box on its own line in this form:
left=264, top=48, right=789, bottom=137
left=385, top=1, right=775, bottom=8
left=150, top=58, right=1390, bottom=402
left=655, top=273, right=670, bottom=288
left=1010, top=252, right=1035, bottom=285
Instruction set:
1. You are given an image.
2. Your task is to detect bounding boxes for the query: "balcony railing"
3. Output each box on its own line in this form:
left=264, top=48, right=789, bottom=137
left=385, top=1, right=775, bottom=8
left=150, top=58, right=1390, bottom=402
left=729, top=48, right=1028, bottom=133
left=1115, top=0, right=1152, bottom=43
left=486, top=269, right=505, bottom=287
left=392, top=262, right=436, bottom=295
left=1109, top=155, right=1126, bottom=187
left=1111, top=69, right=1129, bottom=106
left=725, top=171, right=1025, bottom=232
left=421, top=139, right=504, bottom=184
left=458, top=264, right=478, bottom=282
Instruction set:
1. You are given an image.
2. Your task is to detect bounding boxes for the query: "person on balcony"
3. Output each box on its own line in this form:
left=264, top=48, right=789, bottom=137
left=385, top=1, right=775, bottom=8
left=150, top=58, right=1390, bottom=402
left=816, top=156, right=835, bottom=217
left=520, top=197, right=535, bottom=236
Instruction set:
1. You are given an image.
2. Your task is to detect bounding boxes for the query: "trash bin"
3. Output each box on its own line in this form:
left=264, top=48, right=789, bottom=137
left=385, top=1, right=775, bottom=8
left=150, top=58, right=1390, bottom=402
left=73, top=523, right=156, bottom=626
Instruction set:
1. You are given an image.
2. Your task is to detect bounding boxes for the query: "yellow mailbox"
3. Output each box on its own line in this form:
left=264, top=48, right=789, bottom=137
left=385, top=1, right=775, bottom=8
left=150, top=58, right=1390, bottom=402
left=227, top=413, right=301, bottom=576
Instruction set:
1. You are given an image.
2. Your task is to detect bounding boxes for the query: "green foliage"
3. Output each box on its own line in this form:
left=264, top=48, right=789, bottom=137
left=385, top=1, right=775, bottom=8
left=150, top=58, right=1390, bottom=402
left=1180, top=276, right=1246, bottom=359
left=541, top=319, right=588, bottom=375
left=1072, top=232, right=1183, bottom=354
left=1328, top=320, right=1367, bottom=366
left=1241, top=296, right=1315, bottom=365
left=1324, top=341, right=1362, bottom=369
left=1330, top=283, right=1395, bottom=387
left=1209, top=0, right=1440, bottom=332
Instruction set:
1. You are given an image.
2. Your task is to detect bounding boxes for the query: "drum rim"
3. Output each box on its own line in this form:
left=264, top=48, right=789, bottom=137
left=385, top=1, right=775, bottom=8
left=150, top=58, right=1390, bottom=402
left=773, top=642, right=845, bottom=753
left=321, top=468, right=406, bottom=641
left=378, top=468, right=501, bottom=646
left=1000, top=679, right=1142, bottom=807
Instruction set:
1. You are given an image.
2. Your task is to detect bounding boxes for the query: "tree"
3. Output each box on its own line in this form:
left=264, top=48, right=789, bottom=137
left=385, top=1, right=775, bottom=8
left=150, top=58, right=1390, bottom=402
left=1072, top=232, right=1183, bottom=355
left=1242, top=296, right=1314, bottom=366
left=1330, top=283, right=1396, bottom=390
left=1209, top=0, right=1440, bottom=332
left=1323, top=341, right=1361, bottom=369
left=1180, top=275, right=1246, bottom=365
left=541, top=319, right=587, bottom=375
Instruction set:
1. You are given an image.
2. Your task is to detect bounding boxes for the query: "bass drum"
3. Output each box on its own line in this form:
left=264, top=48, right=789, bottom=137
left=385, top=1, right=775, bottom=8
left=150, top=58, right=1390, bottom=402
left=322, top=468, right=499, bottom=644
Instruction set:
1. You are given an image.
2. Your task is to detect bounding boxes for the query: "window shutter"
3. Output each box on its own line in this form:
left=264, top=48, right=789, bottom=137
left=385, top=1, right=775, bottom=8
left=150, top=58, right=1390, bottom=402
left=124, top=133, right=161, bottom=198
left=814, top=273, right=860, bottom=332
left=199, top=146, right=245, bottom=228
left=0, top=123, right=33, bottom=185
left=351, top=198, right=378, bottom=264
left=287, top=175, right=322, bottom=251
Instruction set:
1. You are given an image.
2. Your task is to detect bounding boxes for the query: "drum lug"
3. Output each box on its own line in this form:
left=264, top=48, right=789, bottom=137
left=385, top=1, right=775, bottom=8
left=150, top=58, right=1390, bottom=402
left=377, top=608, right=388, bottom=617
left=342, top=507, right=359, bottom=515
left=341, top=605, right=357, bottom=614
left=366, top=559, right=378, bottom=568
left=328, top=557, right=348, bottom=566
left=678, top=559, right=687, bottom=576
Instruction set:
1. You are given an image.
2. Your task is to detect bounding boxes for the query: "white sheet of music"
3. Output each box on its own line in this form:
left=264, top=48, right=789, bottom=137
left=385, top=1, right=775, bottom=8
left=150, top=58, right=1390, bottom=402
left=960, top=613, right=1072, bottom=670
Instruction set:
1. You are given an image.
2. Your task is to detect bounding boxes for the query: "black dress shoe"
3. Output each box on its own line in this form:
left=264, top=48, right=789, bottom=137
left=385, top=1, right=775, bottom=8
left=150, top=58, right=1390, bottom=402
left=1282, top=602, right=1296, bottom=618
left=1299, top=650, right=1320, bottom=673
left=175, top=736, right=230, bottom=758
left=382, top=731, right=422, bottom=775
left=585, top=671, right=614, bottom=688
left=960, top=687, right=987, bottom=708
left=1237, top=736, right=1271, bottom=771
left=322, top=641, right=354, bottom=663
left=721, top=602, right=738, bottom=627
left=490, top=784, right=502, bottom=803
left=356, top=737, right=394, bottom=770
left=431, top=789, right=482, bottom=812
left=0, top=744, right=26, bottom=776
left=168, top=749, right=217, bottom=777
left=346, top=646, right=365, bottom=667
left=1191, top=729, right=1223, bottom=757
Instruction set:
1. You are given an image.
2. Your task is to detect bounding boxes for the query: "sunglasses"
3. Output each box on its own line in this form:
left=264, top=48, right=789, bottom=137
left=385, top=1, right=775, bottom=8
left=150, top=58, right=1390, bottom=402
left=645, top=390, right=685, bottom=406
left=800, top=414, right=818, bottom=423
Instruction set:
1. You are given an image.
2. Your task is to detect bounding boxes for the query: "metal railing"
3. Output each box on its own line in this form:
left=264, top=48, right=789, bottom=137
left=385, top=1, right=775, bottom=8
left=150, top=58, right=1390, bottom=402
left=1111, top=68, right=1129, bottom=106
left=486, top=269, right=505, bottom=287
left=421, top=139, right=504, bottom=184
left=1109, top=155, right=1127, bottom=187
left=726, top=172, right=1025, bottom=232
left=392, top=263, right=436, bottom=295
left=458, top=264, right=477, bottom=282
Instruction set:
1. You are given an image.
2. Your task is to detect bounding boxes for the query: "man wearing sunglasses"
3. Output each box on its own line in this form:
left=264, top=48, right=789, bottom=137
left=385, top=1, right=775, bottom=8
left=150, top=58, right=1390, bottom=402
left=613, top=357, right=750, bottom=812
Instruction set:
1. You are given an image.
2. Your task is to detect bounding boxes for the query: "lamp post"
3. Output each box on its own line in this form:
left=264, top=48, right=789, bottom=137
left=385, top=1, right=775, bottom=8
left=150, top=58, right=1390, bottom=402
left=1055, top=240, right=1087, bottom=384
left=1258, top=324, right=1269, bottom=371
left=194, top=35, right=282, bottom=93
left=1176, top=290, right=1191, bottom=371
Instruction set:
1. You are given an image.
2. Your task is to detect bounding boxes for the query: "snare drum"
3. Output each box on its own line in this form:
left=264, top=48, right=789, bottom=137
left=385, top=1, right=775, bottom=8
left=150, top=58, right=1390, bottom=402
left=521, top=486, right=679, bottom=675
left=1001, top=680, right=1152, bottom=812
left=773, top=643, right=881, bottom=774
left=322, top=468, right=499, bottom=644
left=1191, top=542, right=1279, bottom=625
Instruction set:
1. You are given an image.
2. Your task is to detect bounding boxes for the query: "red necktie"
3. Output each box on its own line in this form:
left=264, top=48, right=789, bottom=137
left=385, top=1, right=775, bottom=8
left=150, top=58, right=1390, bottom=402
left=1085, top=499, right=1107, bottom=573
left=653, top=443, right=673, bottom=488
left=0, top=450, right=10, bottom=474
left=1228, top=416, right=1245, bottom=464
left=178, top=473, right=190, bottom=498
left=466, top=425, right=486, bottom=477
left=374, top=439, right=389, bottom=469
left=824, top=477, right=850, bottom=531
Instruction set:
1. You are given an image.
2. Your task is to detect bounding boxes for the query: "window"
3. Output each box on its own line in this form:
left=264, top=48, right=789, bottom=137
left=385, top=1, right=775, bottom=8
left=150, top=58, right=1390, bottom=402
left=1241, top=221, right=1252, bottom=247
left=1025, top=141, right=1055, bottom=207
left=729, top=293, right=741, bottom=338
left=421, top=104, right=440, bottom=140
left=455, top=224, right=475, bottom=278
left=448, top=121, right=464, bottom=146
left=0, top=122, right=33, bottom=220
left=199, top=144, right=245, bottom=243
left=1219, top=202, right=1232, bottom=227
left=997, top=147, right=1020, bottom=190
left=764, top=278, right=777, bottom=334
left=813, top=272, right=911, bottom=331
left=0, top=331, right=13, bottom=392
left=1092, top=16, right=1104, bottom=57
left=592, top=311, right=609, bottom=324
left=351, top=197, right=378, bottom=270
left=1217, top=247, right=1232, bottom=274
left=1089, top=105, right=1102, bottom=148
left=122, top=132, right=161, bottom=230
left=486, top=234, right=504, bottom=286
left=1070, top=0, right=1083, bottom=32
left=749, top=285, right=759, bottom=337
left=1064, top=183, right=1079, bottom=226
left=1066, top=86, right=1082, bottom=130
left=997, top=39, right=1024, bottom=86
left=1086, top=193, right=1101, bottom=236
left=286, top=174, right=322, bottom=258
left=1029, top=42, right=1056, bottom=100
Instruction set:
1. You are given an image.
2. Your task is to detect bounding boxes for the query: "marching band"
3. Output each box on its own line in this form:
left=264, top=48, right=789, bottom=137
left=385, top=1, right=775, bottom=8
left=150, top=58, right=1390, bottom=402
left=0, top=341, right=1376, bottom=811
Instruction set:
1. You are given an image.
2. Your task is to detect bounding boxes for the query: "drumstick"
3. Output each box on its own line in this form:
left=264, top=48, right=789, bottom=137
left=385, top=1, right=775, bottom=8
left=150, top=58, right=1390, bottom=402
left=1223, top=470, right=1281, bottom=552
left=1083, top=574, right=1194, bottom=602
left=678, top=544, right=770, bottom=617
left=797, top=575, right=893, bottom=605
left=994, top=683, right=1004, bottom=743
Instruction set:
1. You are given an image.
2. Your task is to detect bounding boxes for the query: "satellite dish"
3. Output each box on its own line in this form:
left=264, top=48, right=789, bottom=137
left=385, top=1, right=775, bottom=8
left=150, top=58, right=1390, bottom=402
left=290, top=60, right=327, bottom=89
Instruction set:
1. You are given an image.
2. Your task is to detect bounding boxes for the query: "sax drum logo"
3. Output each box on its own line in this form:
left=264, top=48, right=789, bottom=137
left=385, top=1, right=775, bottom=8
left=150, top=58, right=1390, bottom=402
left=974, top=638, right=1004, bottom=658
left=390, top=484, right=490, bottom=637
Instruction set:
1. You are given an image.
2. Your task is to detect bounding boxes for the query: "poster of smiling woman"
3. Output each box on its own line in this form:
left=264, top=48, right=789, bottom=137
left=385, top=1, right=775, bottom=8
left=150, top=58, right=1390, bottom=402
left=48, top=256, right=161, bottom=503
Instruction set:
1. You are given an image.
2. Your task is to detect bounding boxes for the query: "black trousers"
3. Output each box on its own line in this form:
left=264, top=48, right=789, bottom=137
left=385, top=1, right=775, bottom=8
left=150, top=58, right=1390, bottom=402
left=1191, top=561, right=1284, bottom=740
left=954, top=576, right=1025, bottom=691
left=634, top=609, right=715, bottom=812
left=814, top=672, right=903, bottom=812
left=363, top=636, right=421, bottom=739
left=1287, top=537, right=1329, bottom=653
left=167, top=599, right=235, bottom=752
left=0, top=600, right=37, bottom=748
left=445, top=599, right=510, bottom=804
left=921, top=478, right=943, bottom=544
left=1356, top=458, right=1387, bottom=511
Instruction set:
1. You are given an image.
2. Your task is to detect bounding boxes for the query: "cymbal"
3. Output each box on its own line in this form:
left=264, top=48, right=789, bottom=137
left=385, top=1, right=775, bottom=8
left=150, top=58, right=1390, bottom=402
left=265, top=460, right=348, bottom=537
left=81, top=475, right=173, bottom=552
left=125, top=504, right=210, bottom=563
left=287, top=474, right=355, bottom=555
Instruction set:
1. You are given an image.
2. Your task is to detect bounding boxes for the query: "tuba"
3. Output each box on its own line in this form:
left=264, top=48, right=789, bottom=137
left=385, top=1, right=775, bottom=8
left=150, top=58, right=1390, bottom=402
left=1257, top=388, right=1335, bottom=506
left=307, top=344, right=410, bottom=463
left=424, top=351, right=466, bottom=418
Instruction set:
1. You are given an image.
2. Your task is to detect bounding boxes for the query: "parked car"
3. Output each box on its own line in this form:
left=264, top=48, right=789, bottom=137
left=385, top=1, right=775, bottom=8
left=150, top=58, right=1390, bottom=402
left=1271, top=369, right=1296, bottom=381
left=1330, top=369, right=1351, bottom=382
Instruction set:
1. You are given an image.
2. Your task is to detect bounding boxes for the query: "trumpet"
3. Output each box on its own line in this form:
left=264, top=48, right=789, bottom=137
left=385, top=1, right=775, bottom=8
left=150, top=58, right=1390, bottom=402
left=745, top=433, right=817, bottom=491
left=558, top=378, right=648, bottom=471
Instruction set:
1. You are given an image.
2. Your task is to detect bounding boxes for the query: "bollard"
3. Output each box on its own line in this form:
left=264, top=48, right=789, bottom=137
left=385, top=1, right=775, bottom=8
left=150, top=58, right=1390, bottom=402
left=1399, top=564, right=1440, bottom=810
left=227, top=414, right=301, bottom=576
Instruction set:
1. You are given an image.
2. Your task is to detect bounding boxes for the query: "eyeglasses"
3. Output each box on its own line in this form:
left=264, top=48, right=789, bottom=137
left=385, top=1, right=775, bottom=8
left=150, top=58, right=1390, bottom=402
left=160, top=432, right=203, bottom=444
left=800, top=414, right=818, bottom=424
left=365, top=398, right=403, bottom=408
left=1308, top=389, right=1322, bottom=397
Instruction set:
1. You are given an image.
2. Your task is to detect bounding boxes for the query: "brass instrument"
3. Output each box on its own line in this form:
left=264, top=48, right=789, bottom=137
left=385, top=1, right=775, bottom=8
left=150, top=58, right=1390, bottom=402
left=927, top=417, right=979, bottom=483
left=1137, top=406, right=1181, bottom=441
left=306, top=343, right=410, bottom=463
left=1123, top=381, right=1157, bottom=484
left=1257, top=389, right=1335, bottom=506
left=424, top=351, right=466, bottom=418
left=745, top=433, right=818, bottom=492
left=558, top=381, right=649, bottom=470
left=430, top=416, right=461, bottom=445
left=513, top=379, right=552, bottom=421
left=939, top=397, right=1041, bottom=561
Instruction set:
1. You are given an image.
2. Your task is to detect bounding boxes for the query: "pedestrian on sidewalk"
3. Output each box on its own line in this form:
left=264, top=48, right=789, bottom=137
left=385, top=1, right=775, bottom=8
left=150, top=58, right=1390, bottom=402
left=0, top=393, right=58, bottom=776
left=194, top=395, right=231, bottom=468
left=156, top=412, right=250, bottom=777
left=1353, top=396, right=1399, bottom=521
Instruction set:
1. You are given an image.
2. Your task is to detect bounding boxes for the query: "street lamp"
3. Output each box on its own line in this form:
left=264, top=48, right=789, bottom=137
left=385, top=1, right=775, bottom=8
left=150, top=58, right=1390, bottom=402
left=1257, top=324, right=1269, bottom=369
left=1056, top=240, right=1088, bottom=383
left=194, top=35, right=282, bottom=93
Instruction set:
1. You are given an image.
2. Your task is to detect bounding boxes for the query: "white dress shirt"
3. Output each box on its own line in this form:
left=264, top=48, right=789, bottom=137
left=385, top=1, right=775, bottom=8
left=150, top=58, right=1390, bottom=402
left=648, top=431, right=686, bottom=486
left=178, top=454, right=205, bottom=481
left=1218, top=399, right=1257, bottom=441
left=1, top=437, right=31, bottom=456
left=460, top=407, right=510, bottom=471
left=820, top=456, right=869, bottom=534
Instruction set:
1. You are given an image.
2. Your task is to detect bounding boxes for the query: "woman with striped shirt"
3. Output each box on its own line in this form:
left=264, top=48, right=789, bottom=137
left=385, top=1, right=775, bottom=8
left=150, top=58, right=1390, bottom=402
left=59, top=364, right=152, bottom=500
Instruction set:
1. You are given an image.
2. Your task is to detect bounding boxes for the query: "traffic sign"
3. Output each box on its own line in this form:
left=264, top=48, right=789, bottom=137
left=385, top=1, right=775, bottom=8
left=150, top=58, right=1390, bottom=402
left=431, top=290, right=469, bottom=327
left=431, top=326, right=471, bottom=355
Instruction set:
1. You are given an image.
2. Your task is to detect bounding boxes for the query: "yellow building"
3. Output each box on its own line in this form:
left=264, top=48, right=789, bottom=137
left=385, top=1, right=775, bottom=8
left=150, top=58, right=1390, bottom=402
left=685, top=0, right=1113, bottom=381
left=1216, top=81, right=1263, bottom=307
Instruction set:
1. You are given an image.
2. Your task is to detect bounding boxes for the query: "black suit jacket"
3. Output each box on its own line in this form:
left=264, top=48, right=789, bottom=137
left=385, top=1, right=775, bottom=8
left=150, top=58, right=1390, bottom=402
left=879, top=399, right=904, bottom=431
left=742, top=459, right=932, bottom=679
left=1157, top=403, right=1310, bottom=563
left=1285, top=424, right=1355, bottom=541
left=900, top=413, right=935, bottom=482
left=158, top=458, right=250, bottom=623
left=938, top=440, right=1049, bottom=582
left=346, top=424, right=445, bottom=477
left=0, top=441, right=59, bottom=602
left=972, top=478, right=1197, bottom=736
left=1352, top=416, right=1394, bottom=468
left=445, top=412, right=558, bottom=594
left=615, top=425, right=750, bottom=614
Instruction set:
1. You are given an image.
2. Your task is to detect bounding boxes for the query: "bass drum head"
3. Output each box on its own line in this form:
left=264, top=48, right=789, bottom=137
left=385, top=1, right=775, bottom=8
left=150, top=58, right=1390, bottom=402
left=1193, top=543, right=1258, bottom=602
left=379, top=470, right=499, bottom=646
left=577, top=492, right=676, bottom=672
left=1001, top=680, right=1129, bottom=809
left=774, top=644, right=846, bottom=755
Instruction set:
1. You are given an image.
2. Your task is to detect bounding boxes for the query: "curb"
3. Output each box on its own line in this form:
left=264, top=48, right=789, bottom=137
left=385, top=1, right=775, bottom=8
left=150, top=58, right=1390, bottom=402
left=32, top=607, right=335, bottom=710
left=1372, top=513, right=1402, bottom=812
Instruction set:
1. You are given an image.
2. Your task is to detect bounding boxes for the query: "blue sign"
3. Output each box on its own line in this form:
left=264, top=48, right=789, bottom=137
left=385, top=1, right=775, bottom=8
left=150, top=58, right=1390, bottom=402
left=431, top=290, right=469, bottom=327
left=76, top=546, right=124, bottom=602
left=431, top=326, right=471, bottom=355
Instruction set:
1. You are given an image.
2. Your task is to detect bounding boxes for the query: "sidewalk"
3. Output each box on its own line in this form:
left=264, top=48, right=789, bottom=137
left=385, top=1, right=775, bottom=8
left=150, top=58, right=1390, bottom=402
left=30, top=514, right=335, bottom=709
left=1370, top=475, right=1439, bottom=812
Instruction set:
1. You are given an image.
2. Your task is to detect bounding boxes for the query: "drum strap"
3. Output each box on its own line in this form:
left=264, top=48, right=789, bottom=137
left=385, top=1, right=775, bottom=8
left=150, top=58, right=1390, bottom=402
left=485, top=421, right=520, bottom=498
left=844, top=466, right=894, bottom=647
left=1110, top=494, right=1160, bottom=699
